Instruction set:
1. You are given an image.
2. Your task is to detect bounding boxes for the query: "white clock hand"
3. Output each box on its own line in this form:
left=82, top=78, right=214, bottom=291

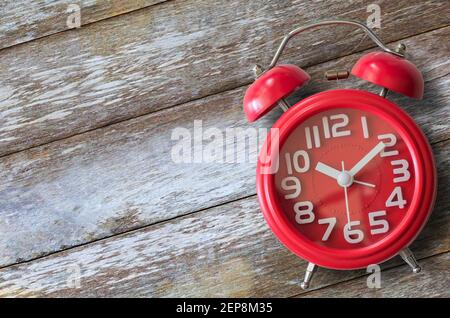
left=315, top=162, right=376, bottom=188
left=353, top=180, right=375, bottom=188
left=349, top=141, right=385, bottom=177
left=342, top=161, right=351, bottom=224
left=315, top=162, right=340, bottom=179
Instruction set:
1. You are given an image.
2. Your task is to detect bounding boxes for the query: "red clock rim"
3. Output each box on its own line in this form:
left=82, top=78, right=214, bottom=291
left=256, top=89, right=436, bottom=270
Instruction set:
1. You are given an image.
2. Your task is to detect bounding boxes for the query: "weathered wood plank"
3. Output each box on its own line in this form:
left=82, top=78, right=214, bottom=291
left=0, top=0, right=449, bottom=156
left=298, top=252, right=450, bottom=298
left=0, top=140, right=448, bottom=297
left=0, top=0, right=167, bottom=50
left=0, top=27, right=449, bottom=267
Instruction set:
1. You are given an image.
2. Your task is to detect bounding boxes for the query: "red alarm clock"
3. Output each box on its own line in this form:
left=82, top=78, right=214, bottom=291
left=243, top=20, right=436, bottom=289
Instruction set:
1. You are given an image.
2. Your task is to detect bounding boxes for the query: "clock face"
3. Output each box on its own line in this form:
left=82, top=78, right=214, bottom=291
left=257, top=90, right=436, bottom=269
left=274, top=108, right=415, bottom=250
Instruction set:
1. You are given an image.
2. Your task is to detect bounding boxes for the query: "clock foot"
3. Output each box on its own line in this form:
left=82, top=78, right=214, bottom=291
left=300, top=262, right=317, bottom=290
left=399, top=248, right=421, bottom=273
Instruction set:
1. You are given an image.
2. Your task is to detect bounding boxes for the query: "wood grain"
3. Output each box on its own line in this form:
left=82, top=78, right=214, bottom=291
left=0, top=0, right=449, bottom=157
left=0, top=27, right=449, bottom=267
left=298, top=252, right=450, bottom=298
left=0, top=0, right=167, bottom=50
left=0, top=139, right=448, bottom=297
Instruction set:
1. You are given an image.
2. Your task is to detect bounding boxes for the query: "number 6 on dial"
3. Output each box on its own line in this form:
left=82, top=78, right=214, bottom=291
left=343, top=221, right=364, bottom=244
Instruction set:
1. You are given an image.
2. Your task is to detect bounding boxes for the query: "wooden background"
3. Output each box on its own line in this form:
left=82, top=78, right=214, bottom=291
left=0, top=0, right=449, bottom=297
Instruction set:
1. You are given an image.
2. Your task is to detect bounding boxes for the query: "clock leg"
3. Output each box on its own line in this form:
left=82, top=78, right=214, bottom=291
left=399, top=248, right=422, bottom=273
left=300, top=262, right=317, bottom=290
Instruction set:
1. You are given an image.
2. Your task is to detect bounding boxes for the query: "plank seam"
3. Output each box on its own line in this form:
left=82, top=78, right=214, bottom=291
left=0, top=24, right=448, bottom=160
left=0, top=193, right=257, bottom=271
left=0, top=137, right=448, bottom=271
left=0, top=0, right=172, bottom=52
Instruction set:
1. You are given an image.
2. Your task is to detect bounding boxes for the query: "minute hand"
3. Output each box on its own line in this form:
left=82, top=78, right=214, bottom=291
left=349, top=142, right=385, bottom=176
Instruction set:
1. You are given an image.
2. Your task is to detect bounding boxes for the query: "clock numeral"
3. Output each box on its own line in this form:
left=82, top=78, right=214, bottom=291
left=285, top=150, right=310, bottom=174
left=306, top=113, right=352, bottom=148
left=315, top=212, right=389, bottom=244
left=305, top=126, right=321, bottom=149
left=343, top=221, right=364, bottom=244
left=368, top=210, right=389, bottom=235
left=322, top=114, right=351, bottom=139
left=322, top=116, right=331, bottom=139
left=377, top=133, right=399, bottom=157
left=391, top=159, right=410, bottom=183
left=294, top=201, right=315, bottom=224
left=281, top=176, right=301, bottom=199
left=330, top=114, right=351, bottom=137
left=318, top=217, right=337, bottom=241
left=386, top=186, right=407, bottom=209
left=361, top=116, right=369, bottom=139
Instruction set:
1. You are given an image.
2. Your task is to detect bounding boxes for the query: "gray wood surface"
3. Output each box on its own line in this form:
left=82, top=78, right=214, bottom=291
left=0, top=0, right=448, bottom=157
left=0, top=0, right=448, bottom=298
left=0, top=0, right=167, bottom=50
left=0, top=139, right=447, bottom=297
left=0, top=27, right=448, bottom=268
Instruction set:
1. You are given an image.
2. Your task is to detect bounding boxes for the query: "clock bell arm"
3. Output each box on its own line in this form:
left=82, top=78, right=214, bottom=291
left=266, top=20, right=408, bottom=101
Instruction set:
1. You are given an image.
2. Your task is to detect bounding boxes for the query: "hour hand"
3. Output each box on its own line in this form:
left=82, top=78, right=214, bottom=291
left=315, top=162, right=340, bottom=180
